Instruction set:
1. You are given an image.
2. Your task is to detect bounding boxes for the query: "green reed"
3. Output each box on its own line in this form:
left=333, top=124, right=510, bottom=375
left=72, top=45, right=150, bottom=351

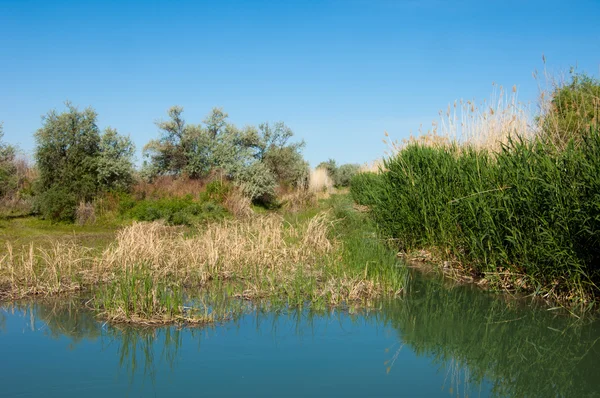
left=352, top=129, right=600, bottom=307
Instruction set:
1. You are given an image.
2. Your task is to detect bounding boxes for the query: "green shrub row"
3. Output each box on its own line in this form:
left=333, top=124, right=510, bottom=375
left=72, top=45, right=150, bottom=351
left=120, top=183, right=229, bottom=226
left=351, top=130, right=600, bottom=305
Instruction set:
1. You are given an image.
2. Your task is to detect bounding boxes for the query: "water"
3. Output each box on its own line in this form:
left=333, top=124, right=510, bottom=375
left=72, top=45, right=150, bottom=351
left=1, top=271, right=599, bottom=397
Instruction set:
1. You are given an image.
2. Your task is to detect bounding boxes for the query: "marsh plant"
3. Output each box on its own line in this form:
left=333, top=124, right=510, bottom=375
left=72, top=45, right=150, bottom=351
left=352, top=70, right=600, bottom=307
left=1, top=196, right=407, bottom=323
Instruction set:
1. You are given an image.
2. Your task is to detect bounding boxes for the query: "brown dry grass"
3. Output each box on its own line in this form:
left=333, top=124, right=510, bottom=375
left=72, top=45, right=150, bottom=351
left=0, top=212, right=393, bottom=314
left=133, top=175, right=209, bottom=200
left=309, top=168, right=333, bottom=193
left=279, top=188, right=318, bottom=213
left=359, top=159, right=385, bottom=174
left=222, top=187, right=253, bottom=219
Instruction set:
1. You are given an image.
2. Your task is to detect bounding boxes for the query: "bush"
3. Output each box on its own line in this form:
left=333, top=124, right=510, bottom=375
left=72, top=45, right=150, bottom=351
left=199, top=179, right=231, bottom=203
left=34, top=104, right=135, bottom=222
left=237, top=161, right=277, bottom=203
left=334, top=163, right=360, bottom=187
left=36, top=186, right=78, bottom=222
left=122, top=196, right=227, bottom=226
left=0, top=124, right=18, bottom=199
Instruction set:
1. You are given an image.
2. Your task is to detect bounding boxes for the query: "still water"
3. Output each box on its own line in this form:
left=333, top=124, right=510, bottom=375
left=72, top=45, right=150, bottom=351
left=1, top=271, right=599, bottom=397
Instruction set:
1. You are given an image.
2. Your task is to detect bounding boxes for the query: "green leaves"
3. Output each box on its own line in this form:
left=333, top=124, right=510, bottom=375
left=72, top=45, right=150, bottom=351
left=34, top=104, right=135, bottom=222
left=144, top=106, right=308, bottom=203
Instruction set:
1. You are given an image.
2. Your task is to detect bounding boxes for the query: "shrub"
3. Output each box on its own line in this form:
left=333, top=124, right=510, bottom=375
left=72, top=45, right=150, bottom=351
left=123, top=196, right=226, bottom=226
left=34, top=103, right=135, bottom=221
left=237, top=161, right=277, bottom=203
left=334, top=163, right=360, bottom=187
left=36, top=186, right=79, bottom=222
left=199, top=179, right=231, bottom=203
left=0, top=125, right=17, bottom=199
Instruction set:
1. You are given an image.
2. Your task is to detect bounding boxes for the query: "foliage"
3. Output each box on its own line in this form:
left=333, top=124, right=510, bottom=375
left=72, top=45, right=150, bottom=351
left=540, top=72, right=600, bottom=149
left=334, top=163, right=360, bottom=187
left=143, top=106, right=308, bottom=202
left=353, top=129, right=600, bottom=306
left=350, top=172, right=385, bottom=207
left=121, top=195, right=227, bottom=226
left=143, top=106, right=211, bottom=178
left=316, top=159, right=360, bottom=187
left=34, top=104, right=135, bottom=222
left=317, top=159, right=337, bottom=180
left=35, top=185, right=79, bottom=222
left=97, top=127, right=136, bottom=192
left=0, top=124, right=17, bottom=198
left=237, top=161, right=277, bottom=203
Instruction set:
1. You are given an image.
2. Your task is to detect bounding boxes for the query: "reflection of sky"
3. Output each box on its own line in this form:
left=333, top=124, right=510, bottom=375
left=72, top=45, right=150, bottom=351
left=0, top=305, right=491, bottom=397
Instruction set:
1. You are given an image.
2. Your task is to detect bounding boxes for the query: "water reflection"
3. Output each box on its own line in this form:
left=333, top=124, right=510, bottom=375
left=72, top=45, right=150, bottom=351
left=1, top=270, right=599, bottom=397
left=378, top=274, right=600, bottom=397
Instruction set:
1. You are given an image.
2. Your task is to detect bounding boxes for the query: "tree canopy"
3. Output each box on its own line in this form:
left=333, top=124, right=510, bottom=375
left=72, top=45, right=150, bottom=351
left=34, top=103, right=135, bottom=221
left=143, top=106, right=308, bottom=201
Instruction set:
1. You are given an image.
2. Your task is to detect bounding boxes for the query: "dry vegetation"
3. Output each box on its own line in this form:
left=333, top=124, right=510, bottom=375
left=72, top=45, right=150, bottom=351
left=1, top=206, right=404, bottom=324
left=132, top=175, right=210, bottom=200
left=308, top=167, right=333, bottom=193
left=382, top=83, right=534, bottom=156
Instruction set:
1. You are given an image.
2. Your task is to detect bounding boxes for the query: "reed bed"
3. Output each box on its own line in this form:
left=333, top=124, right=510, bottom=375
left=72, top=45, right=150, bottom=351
left=353, top=69, right=600, bottom=308
left=1, top=205, right=406, bottom=324
left=352, top=130, right=600, bottom=307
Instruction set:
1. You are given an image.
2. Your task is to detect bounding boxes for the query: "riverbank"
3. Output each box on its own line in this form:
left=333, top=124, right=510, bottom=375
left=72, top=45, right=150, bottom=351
left=0, top=194, right=407, bottom=325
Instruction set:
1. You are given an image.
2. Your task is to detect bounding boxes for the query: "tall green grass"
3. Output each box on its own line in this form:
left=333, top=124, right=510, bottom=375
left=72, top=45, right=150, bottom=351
left=352, top=129, right=600, bottom=306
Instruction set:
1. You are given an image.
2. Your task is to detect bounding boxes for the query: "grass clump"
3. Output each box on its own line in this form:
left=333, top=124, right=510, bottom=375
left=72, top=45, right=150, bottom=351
left=93, top=264, right=213, bottom=325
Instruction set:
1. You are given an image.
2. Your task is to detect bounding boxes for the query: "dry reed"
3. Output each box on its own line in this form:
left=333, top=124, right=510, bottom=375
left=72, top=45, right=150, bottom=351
left=309, top=168, right=333, bottom=193
left=384, top=84, right=535, bottom=155
left=358, top=159, right=385, bottom=174
left=0, top=212, right=393, bottom=320
left=279, top=188, right=318, bottom=212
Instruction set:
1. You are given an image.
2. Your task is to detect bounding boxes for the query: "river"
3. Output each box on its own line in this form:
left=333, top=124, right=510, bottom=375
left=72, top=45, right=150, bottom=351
left=1, top=269, right=599, bottom=397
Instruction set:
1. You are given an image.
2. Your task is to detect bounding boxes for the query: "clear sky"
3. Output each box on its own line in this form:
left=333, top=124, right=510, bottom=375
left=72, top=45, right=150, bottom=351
left=1, top=0, right=599, bottom=166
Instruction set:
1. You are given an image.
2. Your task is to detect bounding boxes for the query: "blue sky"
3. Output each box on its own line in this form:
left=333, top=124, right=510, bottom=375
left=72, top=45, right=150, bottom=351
left=1, top=0, right=599, bottom=166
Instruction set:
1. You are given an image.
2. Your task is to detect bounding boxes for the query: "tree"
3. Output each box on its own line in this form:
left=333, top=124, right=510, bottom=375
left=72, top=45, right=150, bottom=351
left=334, top=163, right=360, bottom=187
left=144, top=106, right=219, bottom=178
left=143, top=106, right=309, bottom=202
left=204, top=107, right=228, bottom=138
left=247, top=121, right=308, bottom=188
left=317, top=159, right=338, bottom=180
left=35, top=103, right=134, bottom=221
left=0, top=123, right=17, bottom=198
left=97, top=127, right=136, bottom=192
left=143, top=106, right=190, bottom=176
